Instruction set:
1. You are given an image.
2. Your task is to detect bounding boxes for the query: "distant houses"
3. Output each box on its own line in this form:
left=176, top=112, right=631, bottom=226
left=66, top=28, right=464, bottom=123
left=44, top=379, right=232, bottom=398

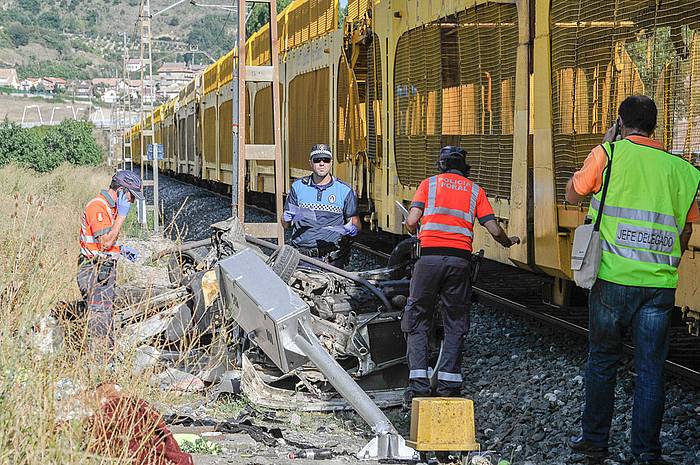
left=0, top=61, right=206, bottom=104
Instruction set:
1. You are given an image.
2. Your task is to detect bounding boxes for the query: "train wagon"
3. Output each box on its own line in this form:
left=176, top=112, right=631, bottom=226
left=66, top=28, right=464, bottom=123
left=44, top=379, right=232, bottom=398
left=132, top=0, right=700, bottom=334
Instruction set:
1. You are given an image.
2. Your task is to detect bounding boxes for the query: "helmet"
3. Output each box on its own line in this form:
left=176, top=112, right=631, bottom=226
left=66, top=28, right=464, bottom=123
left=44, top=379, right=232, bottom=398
left=309, top=144, right=333, bottom=160
left=112, top=170, right=144, bottom=200
left=437, top=146, right=469, bottom=172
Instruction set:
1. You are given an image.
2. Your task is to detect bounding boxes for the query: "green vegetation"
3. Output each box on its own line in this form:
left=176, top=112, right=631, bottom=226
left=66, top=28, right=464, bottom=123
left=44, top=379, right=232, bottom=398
left=246, top=0, right=293, bottom=37
left=18, top=59, right=92, bottom=81
left=0, top=120, right=103, bottom=173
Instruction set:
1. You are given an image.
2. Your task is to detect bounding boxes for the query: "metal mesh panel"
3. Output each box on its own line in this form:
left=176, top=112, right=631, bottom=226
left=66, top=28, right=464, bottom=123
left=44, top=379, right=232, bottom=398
left=247, top=0, right=337, bottom=65
left=204, top=64, right=218, bottom=95
left=219, top=97, right=232, bottom=165
left=551, top=0, right=700, bottom=203
left=393, top=4, right=517, bottom=196
left=132, top=127, right=141, bottom=164
left=337, top=56, right=349, bottom=162
left=203, top=106, right=217, bottom=166
left=252, top=84, right=283, bottom=173
left=177, top=115, right=186, bottom=167
left=254, top=85, right=274, bottom=145
left=456, top=5, right=517, bottom=199
left=393, top=25, right=446, bottom=188
left=347, top=0, right=370, bottom=23
left=187, top=111, right=197, bottom=166
left=289, top=68, right=329, bottom=170
left=366, top=34, right=383, bottom=162
left=336, top=53, right=365, bottom=162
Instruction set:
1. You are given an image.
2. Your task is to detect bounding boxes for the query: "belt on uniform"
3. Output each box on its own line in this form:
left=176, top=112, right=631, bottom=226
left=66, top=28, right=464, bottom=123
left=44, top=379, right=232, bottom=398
left=78, top=255, right=115, bottom=267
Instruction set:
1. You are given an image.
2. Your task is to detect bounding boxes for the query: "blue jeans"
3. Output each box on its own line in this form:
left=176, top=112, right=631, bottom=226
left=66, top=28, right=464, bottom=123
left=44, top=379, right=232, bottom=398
left=582, top=279, right=675, bottom=459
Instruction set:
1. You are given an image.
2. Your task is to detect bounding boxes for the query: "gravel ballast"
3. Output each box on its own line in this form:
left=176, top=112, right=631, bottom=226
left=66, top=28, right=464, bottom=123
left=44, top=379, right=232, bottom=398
left=149, top=172, right=700, bottom=464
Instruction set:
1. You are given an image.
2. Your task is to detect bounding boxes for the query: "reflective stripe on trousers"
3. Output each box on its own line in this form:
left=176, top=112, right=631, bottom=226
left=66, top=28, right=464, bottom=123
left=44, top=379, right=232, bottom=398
left=437, top=371, right=463, bottom=382
left=409, top=368, right=434, bottom=379
left=601, top=240, right=680, bottom=267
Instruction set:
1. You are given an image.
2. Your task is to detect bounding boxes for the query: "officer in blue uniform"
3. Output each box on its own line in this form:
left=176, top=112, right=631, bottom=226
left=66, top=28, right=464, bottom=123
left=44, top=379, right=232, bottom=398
left=281, top=144, right=361, bottom=269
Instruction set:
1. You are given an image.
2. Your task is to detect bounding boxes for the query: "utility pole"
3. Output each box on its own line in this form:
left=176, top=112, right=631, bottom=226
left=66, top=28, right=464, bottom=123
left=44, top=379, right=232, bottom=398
left=122, top=32, right=133, bottom=171
left=138, top=0, right=159, bottom=231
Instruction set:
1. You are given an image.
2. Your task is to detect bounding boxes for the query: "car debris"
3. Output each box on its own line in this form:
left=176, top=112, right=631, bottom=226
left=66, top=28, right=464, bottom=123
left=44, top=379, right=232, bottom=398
left=49, top=217, right=427, bottom=459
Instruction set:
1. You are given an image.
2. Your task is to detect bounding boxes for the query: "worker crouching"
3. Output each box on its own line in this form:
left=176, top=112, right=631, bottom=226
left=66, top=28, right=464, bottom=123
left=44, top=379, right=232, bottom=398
left=402, top=146, right=520, bottom=404
left=77, top=170, right=143, bottom=356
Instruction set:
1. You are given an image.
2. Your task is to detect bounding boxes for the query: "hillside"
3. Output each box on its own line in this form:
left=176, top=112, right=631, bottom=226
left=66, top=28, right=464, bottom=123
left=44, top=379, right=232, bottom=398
left=0, top=0, right=292, bottom=80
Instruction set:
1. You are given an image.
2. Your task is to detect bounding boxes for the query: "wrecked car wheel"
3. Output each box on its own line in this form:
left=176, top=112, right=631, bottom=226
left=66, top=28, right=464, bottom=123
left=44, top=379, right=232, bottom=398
left=167, top=247, right=209, bottom=285
left=387, top=237, right=418, bottom=280
left=269, top=245, right=300, bottom=284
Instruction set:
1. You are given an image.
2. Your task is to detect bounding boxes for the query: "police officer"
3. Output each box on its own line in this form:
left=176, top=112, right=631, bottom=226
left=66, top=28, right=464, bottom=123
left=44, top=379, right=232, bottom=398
left=402, top=146, right=520, bottom=403
left=77, top=170, right=143, bottom=354
left=565, top=96, right=700, bottom=464
left=281, top=144, right=361, bottom=269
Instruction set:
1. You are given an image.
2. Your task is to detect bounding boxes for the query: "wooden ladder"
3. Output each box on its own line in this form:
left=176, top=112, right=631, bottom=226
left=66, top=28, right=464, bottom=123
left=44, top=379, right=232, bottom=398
left=232, top=0, right=284, bottom=244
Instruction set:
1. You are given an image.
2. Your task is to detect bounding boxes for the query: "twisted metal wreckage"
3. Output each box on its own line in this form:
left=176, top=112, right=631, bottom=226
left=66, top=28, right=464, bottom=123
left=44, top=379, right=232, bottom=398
left=59, top=217, right=434, bottom=459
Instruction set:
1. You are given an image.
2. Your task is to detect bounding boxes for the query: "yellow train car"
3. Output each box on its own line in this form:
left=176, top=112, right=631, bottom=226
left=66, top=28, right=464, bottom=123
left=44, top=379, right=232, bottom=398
left=201, top=60, right=220, bottom=182
left=153, top=105, right=164, bottom=170
left=131, top=0, right=700, bottom=330
left=162, top=99, right=178, bottom=172
left=131, top=122, right=142, bottom=165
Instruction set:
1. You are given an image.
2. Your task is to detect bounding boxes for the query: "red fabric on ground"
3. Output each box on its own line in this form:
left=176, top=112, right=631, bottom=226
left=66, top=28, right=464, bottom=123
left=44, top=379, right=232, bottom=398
left=89, top=394, right=193, bottom=465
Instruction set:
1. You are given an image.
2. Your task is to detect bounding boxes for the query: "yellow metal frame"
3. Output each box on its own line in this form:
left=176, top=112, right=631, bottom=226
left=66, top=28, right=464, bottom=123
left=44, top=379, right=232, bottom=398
left=127, top=0, right=700, bottom=315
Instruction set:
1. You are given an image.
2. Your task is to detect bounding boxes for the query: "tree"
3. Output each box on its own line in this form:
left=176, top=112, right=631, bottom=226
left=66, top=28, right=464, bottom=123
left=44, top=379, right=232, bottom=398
left=43, top=120, right=103, bottom=167
left=6, top=23, right=30, bottom=47
left=0, top=121, right=58, bottom=172
left=246, top=0, right=293, bottom=37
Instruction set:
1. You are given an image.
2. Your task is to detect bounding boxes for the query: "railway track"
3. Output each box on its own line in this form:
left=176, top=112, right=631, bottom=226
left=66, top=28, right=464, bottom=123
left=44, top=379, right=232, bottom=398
left=353, top=243, right=700, bottom=387
left=154, top=171, right=700, bottom=386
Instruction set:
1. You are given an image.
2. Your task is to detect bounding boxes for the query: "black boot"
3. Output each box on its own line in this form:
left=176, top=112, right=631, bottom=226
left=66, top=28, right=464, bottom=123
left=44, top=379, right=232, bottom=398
left=567, top=435, right=608, bottom=458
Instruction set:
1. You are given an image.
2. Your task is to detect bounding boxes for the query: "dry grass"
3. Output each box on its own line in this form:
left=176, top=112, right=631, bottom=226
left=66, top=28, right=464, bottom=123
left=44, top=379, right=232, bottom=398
left=0, top=164, right=186, bottom=464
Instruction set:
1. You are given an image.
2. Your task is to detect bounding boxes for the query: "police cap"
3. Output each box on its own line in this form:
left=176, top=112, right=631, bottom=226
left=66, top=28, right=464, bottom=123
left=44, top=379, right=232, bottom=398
left=309, top=144, right=333, bottom=160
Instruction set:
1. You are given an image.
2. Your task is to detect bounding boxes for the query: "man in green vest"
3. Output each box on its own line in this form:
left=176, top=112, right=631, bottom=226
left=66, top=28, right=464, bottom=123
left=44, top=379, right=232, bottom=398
left=565, top=95, right=700, bottom=464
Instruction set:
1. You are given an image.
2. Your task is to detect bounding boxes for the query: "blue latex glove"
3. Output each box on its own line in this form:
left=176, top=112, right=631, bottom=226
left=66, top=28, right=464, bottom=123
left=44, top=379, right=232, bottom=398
left=343, top=221, right=358, bottom=237
left=120, top=245, right=139, bottom=262
left=282, top=210, right=296, bottom=223
left=116, top=190, right=131, bottom=217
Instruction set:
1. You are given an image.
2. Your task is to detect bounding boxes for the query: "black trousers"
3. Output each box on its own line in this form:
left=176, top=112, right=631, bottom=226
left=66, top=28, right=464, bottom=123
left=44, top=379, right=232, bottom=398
left=401, top=255, right=471, bottom=397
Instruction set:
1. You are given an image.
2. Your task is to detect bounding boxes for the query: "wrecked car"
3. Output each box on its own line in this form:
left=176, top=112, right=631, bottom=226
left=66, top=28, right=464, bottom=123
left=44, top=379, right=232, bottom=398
left=162, top=217, right=425, bottom=409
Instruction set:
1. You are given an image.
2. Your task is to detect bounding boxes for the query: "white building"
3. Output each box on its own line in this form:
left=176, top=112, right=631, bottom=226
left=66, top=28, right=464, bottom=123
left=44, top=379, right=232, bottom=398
left=101, top=88, right=119, bottom=104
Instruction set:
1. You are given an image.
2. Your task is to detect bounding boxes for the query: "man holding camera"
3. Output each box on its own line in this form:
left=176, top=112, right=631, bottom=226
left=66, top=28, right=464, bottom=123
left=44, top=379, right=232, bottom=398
left=566, top=95, right=700, bottom=464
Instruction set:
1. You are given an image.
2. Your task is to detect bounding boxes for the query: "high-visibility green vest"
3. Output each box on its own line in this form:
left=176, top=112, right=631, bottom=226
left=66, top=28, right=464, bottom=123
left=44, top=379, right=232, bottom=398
left=588, top=138, right=700, bottom=288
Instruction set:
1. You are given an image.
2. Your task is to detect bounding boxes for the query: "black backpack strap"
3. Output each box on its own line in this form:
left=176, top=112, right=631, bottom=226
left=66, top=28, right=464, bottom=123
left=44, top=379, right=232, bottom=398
left=594, top=142, right=614, bottom=232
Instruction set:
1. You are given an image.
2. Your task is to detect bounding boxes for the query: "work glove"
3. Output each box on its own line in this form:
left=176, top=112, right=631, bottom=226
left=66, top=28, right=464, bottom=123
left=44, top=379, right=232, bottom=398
left=343, top=221, right=358, bottom=237
left=116, top=190, right=131, bottom=217
left=120, top=245, right=139, bottom=262
left=282, top=210, right=296, bottom=223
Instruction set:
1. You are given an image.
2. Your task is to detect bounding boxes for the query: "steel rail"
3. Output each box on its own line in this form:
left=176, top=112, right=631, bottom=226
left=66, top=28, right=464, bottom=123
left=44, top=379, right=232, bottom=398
left=351, top=243, right=700, bottom=386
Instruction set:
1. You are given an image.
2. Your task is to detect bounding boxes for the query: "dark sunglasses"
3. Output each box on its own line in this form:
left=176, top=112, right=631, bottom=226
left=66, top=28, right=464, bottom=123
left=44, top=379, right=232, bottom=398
left=312, top=157, right=332, bottom=164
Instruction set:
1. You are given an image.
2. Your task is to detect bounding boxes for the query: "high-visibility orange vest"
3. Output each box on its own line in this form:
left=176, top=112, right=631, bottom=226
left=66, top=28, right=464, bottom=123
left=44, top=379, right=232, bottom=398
left=418, top=173, right=485, bottom=252
left=79, top=190, right=121, bottom=259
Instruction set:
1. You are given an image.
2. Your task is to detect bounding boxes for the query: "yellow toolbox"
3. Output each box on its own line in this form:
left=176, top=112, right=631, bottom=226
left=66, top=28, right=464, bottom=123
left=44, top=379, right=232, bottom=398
left=407, top=398, right=480, bottom=452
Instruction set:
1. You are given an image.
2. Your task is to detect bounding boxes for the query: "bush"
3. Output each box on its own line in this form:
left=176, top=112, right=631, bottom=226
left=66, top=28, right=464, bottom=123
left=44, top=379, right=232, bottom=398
left=0, top=122, right=48, bottom=171
left=0, top=120, right=103, bottom=173
left=6, top=23, right=30, bottom=47
left=43, top=120, right=103, bottom=166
